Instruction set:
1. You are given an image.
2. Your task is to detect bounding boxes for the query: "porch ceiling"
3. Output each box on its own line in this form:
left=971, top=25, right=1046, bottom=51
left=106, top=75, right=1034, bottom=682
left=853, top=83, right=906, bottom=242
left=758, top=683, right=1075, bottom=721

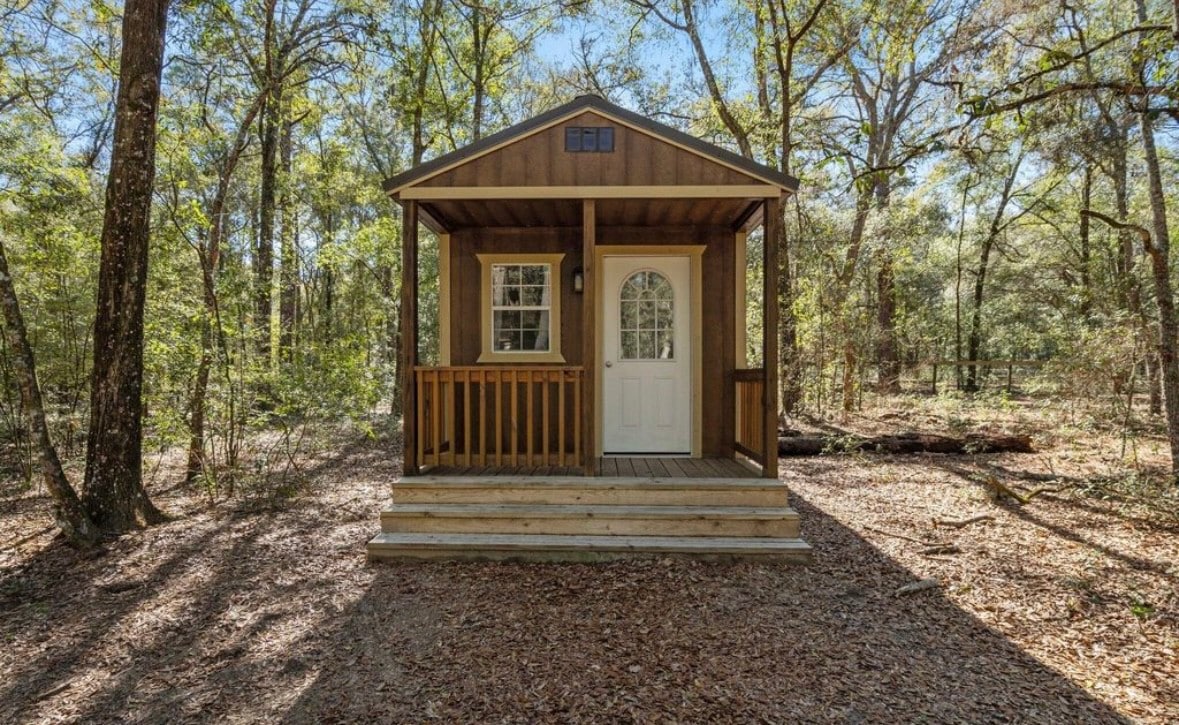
left=419, top=196, right=764, bottom=232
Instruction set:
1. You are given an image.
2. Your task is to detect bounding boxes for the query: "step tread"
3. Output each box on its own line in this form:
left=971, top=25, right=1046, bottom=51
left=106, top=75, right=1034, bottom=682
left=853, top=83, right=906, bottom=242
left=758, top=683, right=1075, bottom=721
left=395, top=475, right=786, bottom=490
left=367, top=532, right=812, bottom=554
left=381, top=503, right=799, bottom=520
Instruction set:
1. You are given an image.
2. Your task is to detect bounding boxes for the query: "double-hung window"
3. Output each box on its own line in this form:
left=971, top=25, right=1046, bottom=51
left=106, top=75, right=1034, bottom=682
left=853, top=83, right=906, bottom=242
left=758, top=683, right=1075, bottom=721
left=477, top=253, right=565, bottom=363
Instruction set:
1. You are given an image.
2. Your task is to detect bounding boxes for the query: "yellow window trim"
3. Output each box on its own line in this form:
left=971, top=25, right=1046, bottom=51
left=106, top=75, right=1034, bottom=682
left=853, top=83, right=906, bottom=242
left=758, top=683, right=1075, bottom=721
left=476, top=253, right=567, bottom=363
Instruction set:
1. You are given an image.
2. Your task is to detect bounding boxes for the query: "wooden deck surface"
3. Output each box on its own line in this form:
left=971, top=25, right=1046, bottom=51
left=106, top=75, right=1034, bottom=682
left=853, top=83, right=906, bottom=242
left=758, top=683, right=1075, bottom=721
left=422, top=457, right=756, bottom=479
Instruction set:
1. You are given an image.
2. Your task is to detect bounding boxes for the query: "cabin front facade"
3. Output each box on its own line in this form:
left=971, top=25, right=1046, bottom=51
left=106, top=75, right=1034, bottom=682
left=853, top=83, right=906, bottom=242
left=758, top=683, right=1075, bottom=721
left=367, top=96, right=811, bottom=561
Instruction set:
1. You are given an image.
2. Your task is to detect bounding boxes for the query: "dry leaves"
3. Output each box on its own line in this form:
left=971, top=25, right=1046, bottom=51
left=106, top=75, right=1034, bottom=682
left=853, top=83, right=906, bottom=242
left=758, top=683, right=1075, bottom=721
left=0, top=420, right=1175, bottom=723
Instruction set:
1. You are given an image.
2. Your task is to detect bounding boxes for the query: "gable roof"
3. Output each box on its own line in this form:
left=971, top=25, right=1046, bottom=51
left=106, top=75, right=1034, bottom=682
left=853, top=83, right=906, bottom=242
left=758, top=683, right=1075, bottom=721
left=382, top=95, right=800, bottom=196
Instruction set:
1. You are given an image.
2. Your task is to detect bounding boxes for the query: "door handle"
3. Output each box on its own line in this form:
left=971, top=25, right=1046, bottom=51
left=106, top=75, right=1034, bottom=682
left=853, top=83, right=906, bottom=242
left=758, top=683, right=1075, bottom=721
left=604, top=360, right=613, bottom=368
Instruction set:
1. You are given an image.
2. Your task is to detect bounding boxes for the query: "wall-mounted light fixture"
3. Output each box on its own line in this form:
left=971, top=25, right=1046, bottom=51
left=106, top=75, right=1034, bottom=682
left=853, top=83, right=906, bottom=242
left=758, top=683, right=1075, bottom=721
left=573, top=267, right=584, bottom=293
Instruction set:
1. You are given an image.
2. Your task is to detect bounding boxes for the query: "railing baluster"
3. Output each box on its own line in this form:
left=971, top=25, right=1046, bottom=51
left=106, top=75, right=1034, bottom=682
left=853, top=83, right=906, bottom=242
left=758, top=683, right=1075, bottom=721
left=495, top=370, right=503, bottom=467
left=542, top=371, right=550, bottom=467
left=444, top=370, right=456, bottom=466
left=463, top=369, right=472, bottom=467
left=430, top=369, right=441, bottom=467
left=510, top=369, right=518, bottom=467
left=477, top=369, right=486, bottom=467
left=525, top=369, right=534, bottom=467
left=415, top=369, right=425, bottom=469
left=557, top=371, right=566, bottom=468
left=573, top=370, right=581, bottom=468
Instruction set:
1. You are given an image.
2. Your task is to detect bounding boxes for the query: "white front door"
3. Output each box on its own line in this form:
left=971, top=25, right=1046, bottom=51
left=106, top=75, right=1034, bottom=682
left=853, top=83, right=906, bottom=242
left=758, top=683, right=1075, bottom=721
left=602, top=255, right=692, bottom=454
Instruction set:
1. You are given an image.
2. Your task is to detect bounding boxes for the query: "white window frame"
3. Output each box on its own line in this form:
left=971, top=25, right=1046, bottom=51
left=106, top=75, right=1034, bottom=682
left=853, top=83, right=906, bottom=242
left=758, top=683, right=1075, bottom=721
left=477, top=253, right=566, bottom=363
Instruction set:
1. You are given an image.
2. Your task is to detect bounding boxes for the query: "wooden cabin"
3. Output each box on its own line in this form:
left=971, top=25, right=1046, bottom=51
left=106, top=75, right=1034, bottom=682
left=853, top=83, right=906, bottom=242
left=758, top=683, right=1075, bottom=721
left=367, top=96, right=810, bottom=561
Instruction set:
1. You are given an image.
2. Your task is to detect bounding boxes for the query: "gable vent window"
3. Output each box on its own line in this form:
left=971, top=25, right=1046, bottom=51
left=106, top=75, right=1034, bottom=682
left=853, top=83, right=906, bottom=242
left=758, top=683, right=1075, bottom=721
left=565, top=126, right=614, bottom=152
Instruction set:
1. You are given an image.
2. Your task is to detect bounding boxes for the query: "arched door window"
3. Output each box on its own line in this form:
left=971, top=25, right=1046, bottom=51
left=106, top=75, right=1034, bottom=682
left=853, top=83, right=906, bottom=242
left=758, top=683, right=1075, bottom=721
left=619, top=270, right=674, bottom=360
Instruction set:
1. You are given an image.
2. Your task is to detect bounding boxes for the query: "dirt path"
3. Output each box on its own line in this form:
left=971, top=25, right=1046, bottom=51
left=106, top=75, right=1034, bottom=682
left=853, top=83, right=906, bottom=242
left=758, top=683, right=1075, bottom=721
left=1, top=434, right=1175, bottom=723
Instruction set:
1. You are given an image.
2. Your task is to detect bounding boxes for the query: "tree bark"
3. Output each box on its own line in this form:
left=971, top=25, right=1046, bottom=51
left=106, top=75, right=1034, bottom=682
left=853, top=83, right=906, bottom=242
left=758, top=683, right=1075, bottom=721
left=1136, top=113, right=1179, bottom=481
left=1084, top=203, right=1179, bottom=481
left=278, top=116, right=297, bottom=361
left=966, top=151, right=1023, bottom=393
left=874, top=174, right=900, bottom=394
left=256, top=87, right=279, bottom=362
left=1079, top=164, right=1092, bottom=320
left=1134, top=0, right=1179, bottom=481
left=81, top=0, right=170, bottom=530
left=0, top=240, right=99, bottom=546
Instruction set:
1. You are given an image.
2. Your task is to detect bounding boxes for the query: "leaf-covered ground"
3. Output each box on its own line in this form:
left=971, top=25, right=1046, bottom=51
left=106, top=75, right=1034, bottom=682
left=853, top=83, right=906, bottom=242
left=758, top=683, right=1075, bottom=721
left=1, top=412, right=1176, bottom=723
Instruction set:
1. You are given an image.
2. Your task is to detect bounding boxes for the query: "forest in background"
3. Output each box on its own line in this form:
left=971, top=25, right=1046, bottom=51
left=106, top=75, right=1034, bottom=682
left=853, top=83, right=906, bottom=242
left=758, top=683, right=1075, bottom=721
left=0, top=0, right=1177, bottom=529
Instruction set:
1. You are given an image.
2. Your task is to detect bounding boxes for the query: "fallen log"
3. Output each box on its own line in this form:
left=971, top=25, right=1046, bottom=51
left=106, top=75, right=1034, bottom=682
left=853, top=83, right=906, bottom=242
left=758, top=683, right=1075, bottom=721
left=778, top=432, right=1033, bottom=456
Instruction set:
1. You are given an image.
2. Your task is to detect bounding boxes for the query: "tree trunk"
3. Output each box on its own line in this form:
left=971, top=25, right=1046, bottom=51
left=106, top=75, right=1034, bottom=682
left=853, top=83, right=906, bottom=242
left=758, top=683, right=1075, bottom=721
left=1135, top=0, right=1179, bottom=481
left=1079, top=164, right=1092, bottom=320
left=1137, top=110, right=1179, bottom=481
left=779, top=202, right=800, bottom=414
left=965, top=152, right=1022, bottom=393
left=965, top=236, right=992, bottom=393
left=81, top=0, right=170, bottom=531
left=874, top=177, right=900, bottom=394
left=256, top=88, right=279, bottom=363
left=954, top=181, right=969, bottom=390
left=0, top=240, right=99, bottom=546
left=278, top=117, right=297, bottom=361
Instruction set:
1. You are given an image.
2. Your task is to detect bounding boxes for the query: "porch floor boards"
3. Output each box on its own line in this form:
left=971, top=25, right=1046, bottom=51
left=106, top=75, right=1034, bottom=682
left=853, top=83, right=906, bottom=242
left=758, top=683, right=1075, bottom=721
left=422, top=457, right=755, bottom=479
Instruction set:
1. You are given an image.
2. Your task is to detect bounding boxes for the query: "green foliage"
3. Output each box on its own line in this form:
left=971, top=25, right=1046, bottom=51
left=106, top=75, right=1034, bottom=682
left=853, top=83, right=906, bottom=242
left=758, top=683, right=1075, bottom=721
left=0, top=0, right=1176, bottom=495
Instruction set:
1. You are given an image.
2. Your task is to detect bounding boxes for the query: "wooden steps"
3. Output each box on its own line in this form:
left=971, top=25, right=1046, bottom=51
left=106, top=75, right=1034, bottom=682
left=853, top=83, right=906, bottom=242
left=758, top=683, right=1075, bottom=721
left=381, top=504, right=801, bottom=538
left=366, top=475, right=811, bottom=563
left=367, top=533, right=813, bottom=562
left=389, top=475, right=787, bottom=507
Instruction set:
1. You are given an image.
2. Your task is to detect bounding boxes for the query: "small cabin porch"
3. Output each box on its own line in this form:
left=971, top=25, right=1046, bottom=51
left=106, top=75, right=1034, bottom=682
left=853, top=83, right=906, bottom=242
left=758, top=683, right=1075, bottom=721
left=368, top=96, right=809, bottom=561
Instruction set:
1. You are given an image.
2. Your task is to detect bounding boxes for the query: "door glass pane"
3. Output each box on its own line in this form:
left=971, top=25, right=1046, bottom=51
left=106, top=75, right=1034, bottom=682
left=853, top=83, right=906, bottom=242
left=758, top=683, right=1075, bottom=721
left=619, top=270, right=674, bottom=360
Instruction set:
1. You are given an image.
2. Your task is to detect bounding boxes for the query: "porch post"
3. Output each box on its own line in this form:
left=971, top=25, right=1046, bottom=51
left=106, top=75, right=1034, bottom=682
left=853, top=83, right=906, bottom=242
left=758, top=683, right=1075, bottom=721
left=401, top=200, right=419, bottom=475
left=762, top=196, right=780, bottom=479
left=582, top=199, right=597, bottom=475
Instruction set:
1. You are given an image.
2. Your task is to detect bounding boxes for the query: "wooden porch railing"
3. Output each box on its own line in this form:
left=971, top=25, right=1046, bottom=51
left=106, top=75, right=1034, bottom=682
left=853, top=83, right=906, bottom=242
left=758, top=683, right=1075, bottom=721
left=734, top=368, right=766, bottom=464
left=415, top=366, right=584, bottom=470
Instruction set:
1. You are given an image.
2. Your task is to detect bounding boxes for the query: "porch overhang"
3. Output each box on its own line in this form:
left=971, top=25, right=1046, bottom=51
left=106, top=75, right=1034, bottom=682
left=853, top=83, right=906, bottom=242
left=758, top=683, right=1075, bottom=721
left=395, top=193, right=779, bottom=235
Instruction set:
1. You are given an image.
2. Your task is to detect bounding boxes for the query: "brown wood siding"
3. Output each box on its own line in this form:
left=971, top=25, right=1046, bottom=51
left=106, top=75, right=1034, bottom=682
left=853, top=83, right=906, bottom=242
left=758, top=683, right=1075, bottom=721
left=422, top=111, right=758, bottom=189
left=448, top=224, right=736, bottom=457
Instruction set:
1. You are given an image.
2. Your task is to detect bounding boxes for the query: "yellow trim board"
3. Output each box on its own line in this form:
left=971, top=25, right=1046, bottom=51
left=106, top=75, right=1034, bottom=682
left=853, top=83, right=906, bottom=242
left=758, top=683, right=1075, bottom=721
left=593, top=245, right=705, bottom=459
left=401, top=185, right=782, bottom=200
left=439, top=233, right=451, bottom=366
left=735, top=231, right=747, bottom=370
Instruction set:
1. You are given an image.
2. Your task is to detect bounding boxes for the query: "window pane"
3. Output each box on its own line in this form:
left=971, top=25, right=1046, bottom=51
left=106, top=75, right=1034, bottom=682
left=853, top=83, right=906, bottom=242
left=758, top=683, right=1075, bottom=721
left=639, top=331, right=657, bottom=359
left=523, top=265, right=548, bottom=285
left=621, top=331, right=638, bottom=359
left=521, top=285, right=546, bottom=306
left=520, top=310, right=543, bottom=330
left=532, top=311, right=550, bottom=351
left=505, top=265, right=521, bottom=285
left=598, top=127, right=614, bottom=152
left=638, top=300, right=657, bottom=329
left=621, top=300, right=637, bottom=330
left=657, top=330, right=674, bottom=359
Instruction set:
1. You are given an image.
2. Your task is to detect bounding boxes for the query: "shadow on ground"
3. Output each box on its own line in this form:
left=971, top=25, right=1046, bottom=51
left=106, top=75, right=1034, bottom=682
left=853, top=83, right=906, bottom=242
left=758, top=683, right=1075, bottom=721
left=0, top=439, right=1131, bottom=723
left=278, top=497, right=1126, bottom=722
